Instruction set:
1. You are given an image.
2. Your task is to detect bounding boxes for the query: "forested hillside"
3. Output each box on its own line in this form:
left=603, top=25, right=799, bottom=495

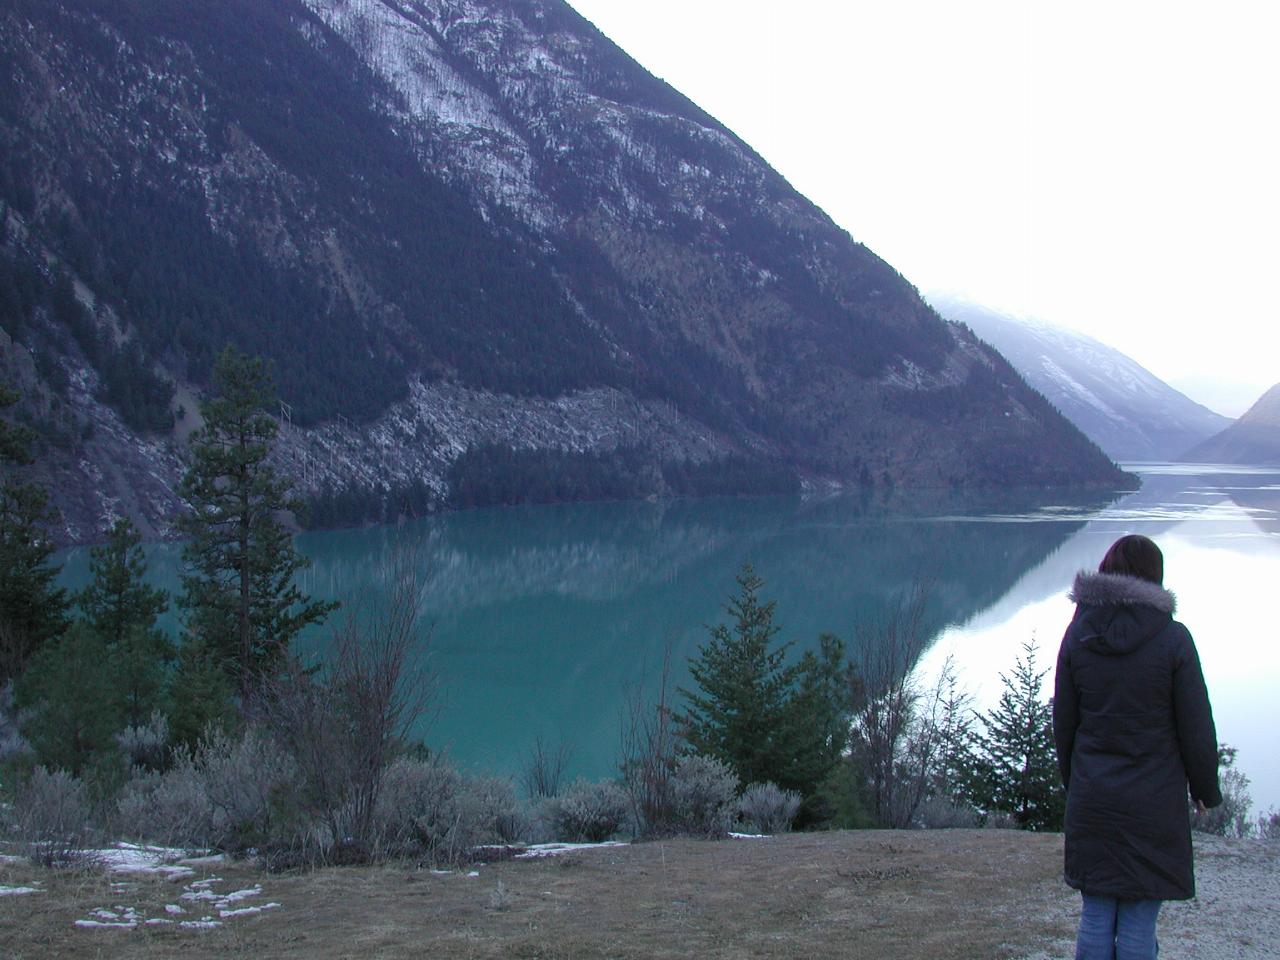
left=0, top=0, right=1128, bottom=541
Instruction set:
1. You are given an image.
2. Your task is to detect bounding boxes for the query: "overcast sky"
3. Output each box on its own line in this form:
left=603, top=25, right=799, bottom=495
left=565, top=1, right=1279, bottom=418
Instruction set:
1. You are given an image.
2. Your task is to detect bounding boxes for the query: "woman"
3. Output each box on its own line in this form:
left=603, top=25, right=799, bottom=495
left=1053, top=534, right=1221, bottom=960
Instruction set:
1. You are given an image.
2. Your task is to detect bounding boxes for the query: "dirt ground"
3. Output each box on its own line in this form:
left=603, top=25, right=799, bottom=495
left=1, top=830, right=1274, bottom=959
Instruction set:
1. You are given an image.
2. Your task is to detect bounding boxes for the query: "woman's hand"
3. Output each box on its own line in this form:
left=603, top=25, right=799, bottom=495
left=1194, top=799, right=1208, bottom=815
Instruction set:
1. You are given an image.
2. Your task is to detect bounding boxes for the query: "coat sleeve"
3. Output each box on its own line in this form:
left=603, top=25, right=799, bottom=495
left=1052, top=633, right=1079, bottom=789
left=1172, top=626, right=1223, bottom=808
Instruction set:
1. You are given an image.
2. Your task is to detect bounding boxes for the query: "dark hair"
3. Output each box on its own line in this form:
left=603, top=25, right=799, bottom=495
left=1099, top=534, right=1164, bottom=585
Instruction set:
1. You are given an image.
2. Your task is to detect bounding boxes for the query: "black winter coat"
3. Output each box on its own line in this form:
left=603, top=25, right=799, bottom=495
left=1053, top=571, right=1222, bottom=901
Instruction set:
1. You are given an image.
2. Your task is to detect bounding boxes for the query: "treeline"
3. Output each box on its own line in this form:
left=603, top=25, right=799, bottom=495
left=663, top=568, right=1066, bottom=833
left=303, top=478, right=436, bottom=530
left=447, top=444, right=800, bottom=509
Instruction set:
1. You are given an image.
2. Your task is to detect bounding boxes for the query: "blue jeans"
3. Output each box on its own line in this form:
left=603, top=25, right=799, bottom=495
left=1076, top=894, right=1162, bottom=960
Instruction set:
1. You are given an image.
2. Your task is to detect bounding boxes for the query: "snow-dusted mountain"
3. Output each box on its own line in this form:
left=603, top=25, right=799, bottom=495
left=1181, top=383, right=1280, bottom=464
left=931, top=297, right=1231, bottom=462
left=0, top=0, right=1128, bottom=542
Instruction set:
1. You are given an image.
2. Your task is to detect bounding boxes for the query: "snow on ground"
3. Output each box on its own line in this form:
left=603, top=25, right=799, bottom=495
left=0, top=884, right=42, bottom=895
left=513, top=841, right=629, bottom=859
left=89, top=842, right=216, bottom=879
left=68, top=847, right=276, bottom=932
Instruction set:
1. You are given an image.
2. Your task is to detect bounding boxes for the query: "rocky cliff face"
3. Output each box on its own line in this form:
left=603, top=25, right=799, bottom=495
left=0, top=0, right=1128, bottom=543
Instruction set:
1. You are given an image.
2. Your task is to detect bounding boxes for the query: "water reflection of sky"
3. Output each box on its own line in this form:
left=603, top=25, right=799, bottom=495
left=53, top=463, right=1280, bottom=815
left=921, top=464, right=1280, bottom=814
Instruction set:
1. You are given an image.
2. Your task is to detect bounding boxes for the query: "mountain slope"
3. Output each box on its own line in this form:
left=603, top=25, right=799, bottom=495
left=932, top=297, right=1231, bottom=462
left=1181, top=384, right=1280, bottom=464
left=0, top=0, right=1128, bottom=542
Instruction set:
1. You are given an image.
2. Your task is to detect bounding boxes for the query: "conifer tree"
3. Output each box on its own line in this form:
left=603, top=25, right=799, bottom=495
left=0, top=383, right=68, bottom=685
left=14, top=622, right=119, bottom=775
left=679, top=565, right=798, bottom=788
left=679, top=567, right=856, bottom=802
left=784, top=633, right=859, bottom=798
left=177, top=348, right=335, bottom=697
left=75, top=517, right=168, bottom=648
left=74, top=517, right=173, bottom=727
left=165, top=634, right=235, bottom=750
left=972, top=641, right=1064, bottom=830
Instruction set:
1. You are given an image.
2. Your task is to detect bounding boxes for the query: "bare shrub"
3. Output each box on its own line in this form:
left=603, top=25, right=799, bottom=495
left=619, top=644, right=680, bottom=837
left=115, top=711, right=170, bottom=771
left=1257, top=808, right=1280, bottom=841
left=259, top=544, right=432, bottom=862
left=114, top=763, right=214, bottom=848
left=197, top=727, right=304, bottom=852
left=1193, top=746, right=1253, bottom=838
left=521, top=735, right=570, bottom=800
left=488, top=878, right=512, bottom=911
left=736, top=782, right=801, bottom=834
left=669, top=756, right=738, bottom=838
left=13, top=767, right=95, bottom=866
left=913, top=795, right=982, bottom=829
left=373, top=757, right=493, bottom=864
left=464, top=775, right=525, bottom=844
left=849, top=582, right=935, bottom=828
left=546, top=778, right=630, bottom=843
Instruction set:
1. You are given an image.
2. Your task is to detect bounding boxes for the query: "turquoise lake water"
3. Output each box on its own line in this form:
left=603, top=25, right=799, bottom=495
left=56, top=463, right=1280, bottom=812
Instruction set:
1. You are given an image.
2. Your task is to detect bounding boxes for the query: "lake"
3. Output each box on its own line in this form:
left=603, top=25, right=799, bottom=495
left=56, top=463, right=1280, bottom=813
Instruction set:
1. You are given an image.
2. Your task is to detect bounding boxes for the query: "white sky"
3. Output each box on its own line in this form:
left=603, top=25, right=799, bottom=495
left=565, top=1, right=1280, bottom=418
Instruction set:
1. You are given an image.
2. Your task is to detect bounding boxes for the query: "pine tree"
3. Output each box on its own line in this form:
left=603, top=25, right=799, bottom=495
left=75, top=517, right=168, bottom=648
left=0, top=383, right=68, bottom=685
left=783, top=633, right=858, bottom=798
left=176, top=348, right=335, bottom=697
left=679, top=565, right=798, bottom=787
left=164, top=634, right=236, bottom=750
left=14, top=622, right=120, bottom=775
left=74, top=517, right=173, bottom=727
left=973, top=641, right=1064, bottom=830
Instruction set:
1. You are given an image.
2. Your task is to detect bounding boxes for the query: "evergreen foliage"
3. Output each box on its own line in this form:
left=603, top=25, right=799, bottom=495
left=164, top=634, right=236, bottom=752
left=0, top=383, right=69, bottom=685
left=303, top=478, right=435, bottom=530
left=679, top=566, right=796, bottom=787
left=74, top=517, right=168, bottom=649
left=13, top=622, right=119, bottom=776
left=679, top=567, right=855, bottom=804
left=447, top=445, right=800, bottom=510
left=176, top=347, right=335, bottom=696
left=448, top=444, right=655, bottom=509
left=970, top=642, right=1063, bottom=830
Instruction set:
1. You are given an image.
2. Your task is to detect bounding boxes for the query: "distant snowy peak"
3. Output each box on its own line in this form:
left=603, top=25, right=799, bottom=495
left=1181, top=383, right=1280, bottom=464
left=930, top=296, right=1231, bottom=462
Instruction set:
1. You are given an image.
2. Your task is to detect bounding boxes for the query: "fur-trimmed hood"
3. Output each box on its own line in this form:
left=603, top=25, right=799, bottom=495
left=1067, top=571, right=1177, bottom=656
left=1069, top=570, right=1177, bottom=614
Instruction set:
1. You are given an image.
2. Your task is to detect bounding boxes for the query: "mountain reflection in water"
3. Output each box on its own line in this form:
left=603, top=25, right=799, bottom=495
left=55, top=466, right=1279, bottom=811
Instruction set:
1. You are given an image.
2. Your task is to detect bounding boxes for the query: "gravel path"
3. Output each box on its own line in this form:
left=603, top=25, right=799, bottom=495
left=1026, top=836, right=1280, bottom=959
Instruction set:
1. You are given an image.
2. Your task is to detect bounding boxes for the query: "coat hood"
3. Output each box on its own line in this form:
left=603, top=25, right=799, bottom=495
left=1067, top=571, right=1177, bottom=656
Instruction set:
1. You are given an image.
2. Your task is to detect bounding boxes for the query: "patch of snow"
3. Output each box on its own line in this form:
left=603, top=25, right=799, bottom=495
left=1038, top=357, right=1118, bottom=418
left=728, top=832, right=770, bottom=839
left=90, top=842, right=201, bottom=878
left=220, top=902, right=280, bottom=919
left=0, top=885, right=42, bottom=896
left=513, top=841, right=628, bottom=859
left=77, top=876, right=275, bottom=932
left=179, top=854, right=226, bottom=867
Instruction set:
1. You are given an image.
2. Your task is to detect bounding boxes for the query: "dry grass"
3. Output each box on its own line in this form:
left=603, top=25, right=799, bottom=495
left=0, top=830, right=1076, bottom=959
